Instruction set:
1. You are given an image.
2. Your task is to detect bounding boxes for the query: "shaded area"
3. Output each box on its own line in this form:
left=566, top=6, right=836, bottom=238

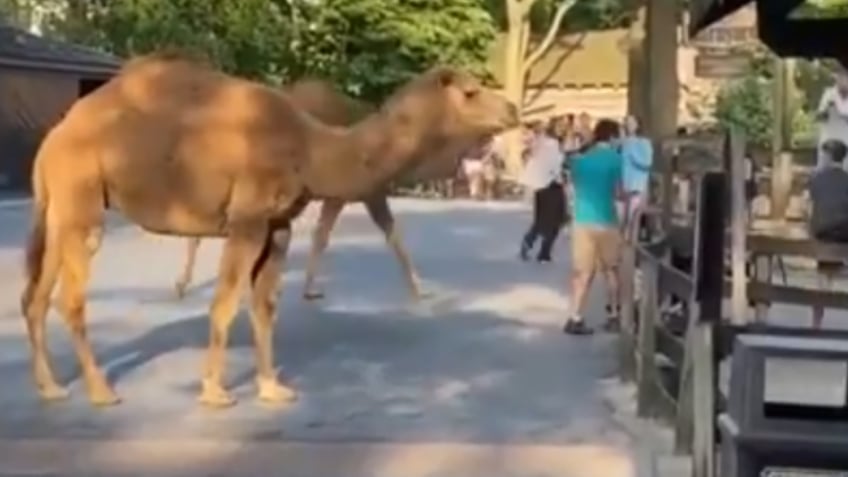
left=0, top=200, right=628, bottom=452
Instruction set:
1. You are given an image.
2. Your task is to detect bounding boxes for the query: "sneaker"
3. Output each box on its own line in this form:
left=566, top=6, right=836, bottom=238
left=519, top=242, right=531, bottom=261
left=603, top=304, right=621, bottom=333
left=563, top=318, right=594, bottom=335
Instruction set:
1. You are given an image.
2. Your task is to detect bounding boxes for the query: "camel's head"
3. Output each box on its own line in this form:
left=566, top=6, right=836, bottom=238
left=387, top=67, right=519, bottom=141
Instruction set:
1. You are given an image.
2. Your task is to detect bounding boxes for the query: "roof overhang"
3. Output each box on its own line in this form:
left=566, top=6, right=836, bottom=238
left=0, top=57, right=117, bottom=77
left=689, top=0, right=848, bottom=65
left=688, top=0, right=753, bottom=37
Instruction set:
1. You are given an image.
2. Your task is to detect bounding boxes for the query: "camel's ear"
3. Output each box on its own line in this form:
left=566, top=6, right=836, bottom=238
left=437, top=68, right=456, bottom=88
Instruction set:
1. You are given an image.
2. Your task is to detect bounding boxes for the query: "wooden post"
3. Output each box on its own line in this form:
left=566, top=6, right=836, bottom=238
left=729, top=129, right=749, bottom=325
left=619, top=240, right=638, bottom=381
left=753, top=254, right=771, bottom=322
left=660, top=140, right=674, bottom=233
left=771, top=57, right=795, bottom=220
left=676, top=171, right=726, bottom=472
left=691, top=317, right=716, bottom=477
left=637, top=257, right=659, bottom=417
left=675, top=307, right=695, bottom=454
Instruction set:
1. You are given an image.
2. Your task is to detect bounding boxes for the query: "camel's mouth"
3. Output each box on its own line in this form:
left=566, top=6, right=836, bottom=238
left=501, top=103, right=520, bottom=130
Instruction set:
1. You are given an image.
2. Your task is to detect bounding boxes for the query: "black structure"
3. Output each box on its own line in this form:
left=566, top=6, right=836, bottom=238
left=690, top=0, right=848, bottom=66
left=692, top=170, right=726, bottom=323
left=0, top=23, right=120, bottom=194
left=720, top=334, right=848, bottom=476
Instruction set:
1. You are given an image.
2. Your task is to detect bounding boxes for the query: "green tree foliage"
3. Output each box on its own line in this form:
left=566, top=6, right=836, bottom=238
left=792, top=0, right=848, bottom=18
left=291, top=0, right=497, bottom=101
left=42, top=0, right=496, bottom=100
left=484, top=0, right=631, bottom=32
left=715, top=75, right=773, bottom=146
left=50, top=0, right=293, bottom=81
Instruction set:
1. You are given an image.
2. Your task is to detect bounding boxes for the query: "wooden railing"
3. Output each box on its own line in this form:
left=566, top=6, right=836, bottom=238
left=619, top=130, right=848, bottom=477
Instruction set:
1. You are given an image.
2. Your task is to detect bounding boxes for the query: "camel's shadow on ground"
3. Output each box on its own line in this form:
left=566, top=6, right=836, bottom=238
left=0, top=200, right=621, bottom=447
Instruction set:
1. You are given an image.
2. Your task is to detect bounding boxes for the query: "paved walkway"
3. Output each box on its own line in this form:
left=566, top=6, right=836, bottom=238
left=0, top=198, right=660, bottom=476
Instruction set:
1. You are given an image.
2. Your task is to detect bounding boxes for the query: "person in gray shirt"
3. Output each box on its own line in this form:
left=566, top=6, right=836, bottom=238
left=808, top=138, right=848, bottom=328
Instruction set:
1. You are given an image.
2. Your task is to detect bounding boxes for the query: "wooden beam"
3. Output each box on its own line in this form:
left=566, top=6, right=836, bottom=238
left=729, top=128, right=749, bottom=325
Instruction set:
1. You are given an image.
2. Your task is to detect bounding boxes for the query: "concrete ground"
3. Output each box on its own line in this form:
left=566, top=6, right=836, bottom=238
left=0, top=198, right=675, bottom=477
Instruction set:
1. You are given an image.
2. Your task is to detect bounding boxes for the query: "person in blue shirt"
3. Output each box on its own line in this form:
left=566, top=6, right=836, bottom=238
left=563, top=119, right=624, bottom=335
left=618, top=115, right=653, bottom=241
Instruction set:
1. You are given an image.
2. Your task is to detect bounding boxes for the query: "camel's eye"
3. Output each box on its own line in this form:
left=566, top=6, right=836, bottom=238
left=464, top=89, right=479, bottom=100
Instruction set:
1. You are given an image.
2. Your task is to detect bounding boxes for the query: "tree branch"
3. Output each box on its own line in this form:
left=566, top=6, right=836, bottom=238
left=516, top=0, right=538, bottom=19
left=522, top=0, right=576, bottom=76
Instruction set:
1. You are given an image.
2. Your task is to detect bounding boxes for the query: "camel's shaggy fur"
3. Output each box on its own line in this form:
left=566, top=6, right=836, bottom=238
left=20, top=52, right=518, bottom=408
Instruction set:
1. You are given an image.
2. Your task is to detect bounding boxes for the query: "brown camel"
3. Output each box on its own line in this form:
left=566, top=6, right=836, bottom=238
left=20, top=52, right=518, bottom=408
left=173, top=79, right=483, bottom=301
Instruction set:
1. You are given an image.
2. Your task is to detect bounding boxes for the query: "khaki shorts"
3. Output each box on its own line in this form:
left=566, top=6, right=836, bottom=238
left=572, top=226, right=621, bottom=273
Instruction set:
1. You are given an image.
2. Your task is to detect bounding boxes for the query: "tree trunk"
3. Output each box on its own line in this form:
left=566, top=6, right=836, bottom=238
left=770, top=57, right=794, bottom=220
left=645, top=0, right=678, bottom=229
left=645, top=0, right=678, bottom=139
left=627, top=6, right=647, bottom=121
left=502, top=14, right=527, bottom=178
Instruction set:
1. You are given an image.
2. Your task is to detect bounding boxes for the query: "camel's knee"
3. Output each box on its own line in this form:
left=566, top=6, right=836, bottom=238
left=23, top=296, right=50, bottom=324
left=84, top=227, right=103, bottom=254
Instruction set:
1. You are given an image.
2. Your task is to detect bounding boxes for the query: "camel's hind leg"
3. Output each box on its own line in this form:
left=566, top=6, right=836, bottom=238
left=302, top=199, right=345, bottom=300
left=175, top=237, right=201, bottom=299
left=21, top=229, right=67, bottom=400
left=250, top=225, right=296, bottom=404
left=58, top=225, right=119, bottom=406
left=201, top=222, right=268, bottom=408
left=364, top=195, right=424, bottom=300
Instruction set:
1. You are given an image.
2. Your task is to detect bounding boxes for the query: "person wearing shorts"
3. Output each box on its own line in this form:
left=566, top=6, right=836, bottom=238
left=563, top=119, right=624, bottom=335
left=808, top=138, right=848, bottom=328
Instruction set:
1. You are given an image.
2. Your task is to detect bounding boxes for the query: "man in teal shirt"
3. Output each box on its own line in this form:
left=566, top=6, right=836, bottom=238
left=564, top=119, right=624, bottom=335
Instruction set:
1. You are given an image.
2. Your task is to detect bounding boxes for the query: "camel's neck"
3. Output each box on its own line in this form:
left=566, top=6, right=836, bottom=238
left=303, top=109, right=436, bottom=199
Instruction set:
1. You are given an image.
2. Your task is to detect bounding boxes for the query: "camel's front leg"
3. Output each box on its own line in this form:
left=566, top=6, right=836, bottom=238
left=201, top=222, right=267, bottom=408
left=175, top=237, right=201, bottom=299
left=364, top=195, right=425, bottom=300
left=302, top=199, right=345, bottom=300
left=250, top=225, right=297, bottom=404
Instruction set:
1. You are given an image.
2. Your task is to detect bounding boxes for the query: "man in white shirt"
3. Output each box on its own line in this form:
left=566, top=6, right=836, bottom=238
left=519, top=120, right=567, bottom=262
left=816, top=69, right=848, bottom=168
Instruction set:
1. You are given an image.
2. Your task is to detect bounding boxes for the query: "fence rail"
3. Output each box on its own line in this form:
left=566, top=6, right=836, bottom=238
left=618, top=130, right=848, bottom=477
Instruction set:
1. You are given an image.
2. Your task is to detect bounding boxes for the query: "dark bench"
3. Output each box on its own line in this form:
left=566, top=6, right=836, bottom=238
left=720, top=334, right=848, bottom=476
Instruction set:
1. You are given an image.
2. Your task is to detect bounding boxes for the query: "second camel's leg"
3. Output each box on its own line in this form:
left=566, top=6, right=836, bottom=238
left=302, top=199, right=345, bottom=300
left=175, top=237, right=201, bottom=299
left=200, top=222, right=268, bottom=408
left=250, top=226, right=297, bottom=404
left=364, top=195, right=425, bottom=300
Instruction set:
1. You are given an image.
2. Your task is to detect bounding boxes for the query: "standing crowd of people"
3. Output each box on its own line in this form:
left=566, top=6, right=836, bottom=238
left=516, top=111, right=653, bottom=336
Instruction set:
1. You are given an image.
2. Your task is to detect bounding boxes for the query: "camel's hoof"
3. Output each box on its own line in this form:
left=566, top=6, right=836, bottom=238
left=174, top=282, right=188, bottom=300
left=413, top=290, right=436, bottom=301
left=302, top=290, right=325, bottom=301
left=256, top=378, right=298, bottom=405
left=198, top=382, right=236, bottom=408
left=37, top=383, right=70, bottom=401
left=88, top=387, right=122, bottom=407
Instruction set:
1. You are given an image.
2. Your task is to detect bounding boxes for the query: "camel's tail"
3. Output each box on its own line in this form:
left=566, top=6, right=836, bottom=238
left=20, top=160, right=48, bottom=314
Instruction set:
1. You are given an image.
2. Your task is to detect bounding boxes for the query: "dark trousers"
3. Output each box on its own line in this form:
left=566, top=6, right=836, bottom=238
left=814, top=221, right=848, bottom=270
left=522, top=181, right=566, bottom=260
